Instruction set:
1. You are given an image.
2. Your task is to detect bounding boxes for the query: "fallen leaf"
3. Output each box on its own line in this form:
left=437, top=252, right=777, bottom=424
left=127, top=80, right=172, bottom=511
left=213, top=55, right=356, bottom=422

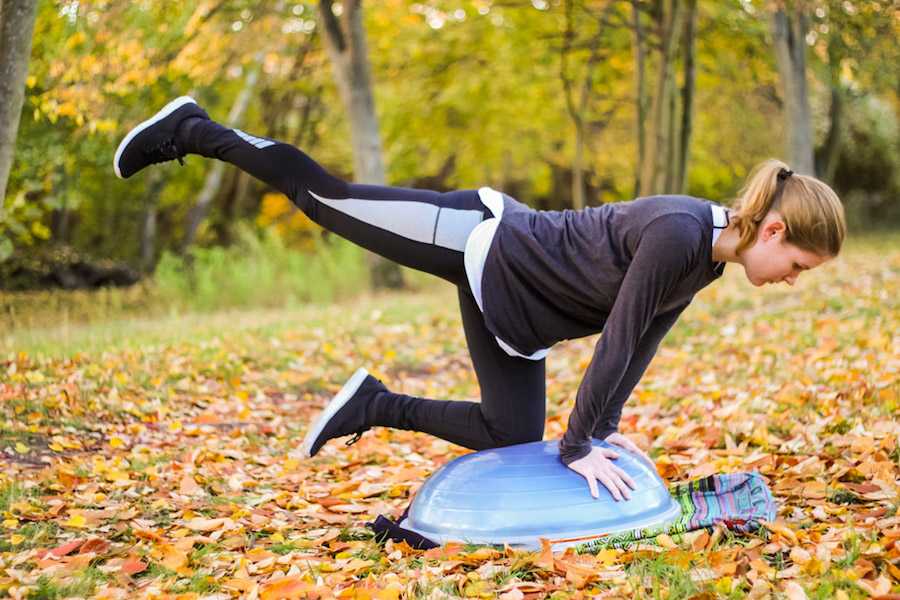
left=49, top=539, right=84, bottom=558
left=120, top=556, right=147, bottom=576
left=783, top=581, right=808, bottom=600
left=259, top=575, right=317, bottom=600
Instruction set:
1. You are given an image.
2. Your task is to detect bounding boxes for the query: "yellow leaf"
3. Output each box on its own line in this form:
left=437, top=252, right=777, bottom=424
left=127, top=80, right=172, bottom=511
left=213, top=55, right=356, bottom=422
left=25, top=371, right=44, bottom=383
left=594, top=548, right=618, bottom=566
left=26, top=76, right=37, bottom=88
left=105, top=469, right=130, bottom=482
left=14, top=442, right=28, bottom=454
left=3, top=519, right=19, bottom=529
left=109, top=436, right=125, bottom=449
left=56, top=102, right=78, bottom=118
left=9, top=534, right=24, bottom=545
left=762, top=520, right=798, bottom=545
left=64, top=514, right=87, bottom=528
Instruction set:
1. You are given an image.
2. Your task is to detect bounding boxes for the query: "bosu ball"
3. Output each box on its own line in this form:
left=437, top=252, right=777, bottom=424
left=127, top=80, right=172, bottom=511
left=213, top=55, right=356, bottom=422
left=398, top=439, right=680, bottom=550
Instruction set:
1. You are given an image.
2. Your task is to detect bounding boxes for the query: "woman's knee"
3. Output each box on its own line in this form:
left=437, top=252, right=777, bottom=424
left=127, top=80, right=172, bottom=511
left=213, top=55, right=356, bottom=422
left=485, top=418, right=545, bottom=447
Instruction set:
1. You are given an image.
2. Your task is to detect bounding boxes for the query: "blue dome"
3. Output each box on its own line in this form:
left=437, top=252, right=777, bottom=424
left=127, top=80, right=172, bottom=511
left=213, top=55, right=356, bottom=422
left=399, top=439, right=680, bottom=550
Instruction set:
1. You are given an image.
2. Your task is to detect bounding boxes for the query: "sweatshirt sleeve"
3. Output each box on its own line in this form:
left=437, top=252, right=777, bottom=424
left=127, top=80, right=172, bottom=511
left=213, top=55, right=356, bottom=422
left=559, top=213, right=702, bottom=464
left=591, top=301, right=690, bottom=441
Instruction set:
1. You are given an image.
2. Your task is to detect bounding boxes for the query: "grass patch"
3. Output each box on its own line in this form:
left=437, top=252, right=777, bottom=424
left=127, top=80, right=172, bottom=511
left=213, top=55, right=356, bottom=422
left=834, top=530, right=863, bottom=569
left=625, top=554, right=708, bottom=600
left=810, top=576, right=869, bottom=600
left=169, top=572, right=221, bottom=595
left=0, top=521, right=61, bottom=552
left=269, top=541, right=305, bottom=555
left=25, top=567, right=110, bottom=600
left=2, top=278, right=448, bottom=359
left=0, top=478, right=39, bottom=511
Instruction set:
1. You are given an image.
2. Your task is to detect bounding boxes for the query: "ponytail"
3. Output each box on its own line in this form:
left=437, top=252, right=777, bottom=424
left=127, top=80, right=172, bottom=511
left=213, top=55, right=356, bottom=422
left=730, top=159, right=846, bottom=257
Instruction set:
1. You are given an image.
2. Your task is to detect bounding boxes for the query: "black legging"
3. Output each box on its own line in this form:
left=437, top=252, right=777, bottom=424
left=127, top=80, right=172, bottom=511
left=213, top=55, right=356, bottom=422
left=183, top=119, right=546, bottom=449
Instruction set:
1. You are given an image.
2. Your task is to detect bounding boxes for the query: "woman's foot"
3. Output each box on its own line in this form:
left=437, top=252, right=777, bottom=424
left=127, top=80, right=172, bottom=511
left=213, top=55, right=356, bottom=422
left=113, top=96, right=210, bottom=179
left=302, top=367, right=389, bottom=458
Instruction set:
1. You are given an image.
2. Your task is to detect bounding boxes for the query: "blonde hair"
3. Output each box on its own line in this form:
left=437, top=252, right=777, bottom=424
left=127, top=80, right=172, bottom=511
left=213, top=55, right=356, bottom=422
left=729, top=159, right=847, bottom=257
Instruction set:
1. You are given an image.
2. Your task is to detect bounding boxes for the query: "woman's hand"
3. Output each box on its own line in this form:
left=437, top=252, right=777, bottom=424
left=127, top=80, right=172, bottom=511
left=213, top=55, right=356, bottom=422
left=605, top=432, right=654, bottom=467
left=566, top=446, right=637, bottom=501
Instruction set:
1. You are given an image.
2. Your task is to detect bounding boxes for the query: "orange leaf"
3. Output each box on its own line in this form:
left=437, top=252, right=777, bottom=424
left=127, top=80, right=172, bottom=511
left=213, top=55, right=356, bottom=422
left=259, top=575, right=317, bottom=600
left=159, top=542, right=189, bottom=571
left=193, top=412, right=222, bottom=425
left=79, top=538, right=110, bottom=555
left=49, top=539, right=84, bottom=558
left=761, top=520, right=799, bottom=545
left=691, top=530, right=710, bottom=552
left=423, top=542, right=463, bottom=560
left=534, top=538, right=554, bottom=570
left=133, top=528, right=164, bottom=542
left=183, top=517, right=229, bottom=531
left=120, top=556, right=147, bottom=576
left=180, top=472, right=204, bottom=496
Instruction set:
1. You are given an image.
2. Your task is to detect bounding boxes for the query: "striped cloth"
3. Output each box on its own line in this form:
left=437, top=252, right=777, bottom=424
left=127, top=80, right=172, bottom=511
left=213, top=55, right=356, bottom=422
left=576, top=471, right=778, bottom=552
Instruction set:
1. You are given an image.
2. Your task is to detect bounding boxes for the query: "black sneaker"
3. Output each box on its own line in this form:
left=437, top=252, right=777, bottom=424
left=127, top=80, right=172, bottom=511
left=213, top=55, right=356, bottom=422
left=113, top=96, right=209, bottom=179
left=301, top=367, right=387, bottom=458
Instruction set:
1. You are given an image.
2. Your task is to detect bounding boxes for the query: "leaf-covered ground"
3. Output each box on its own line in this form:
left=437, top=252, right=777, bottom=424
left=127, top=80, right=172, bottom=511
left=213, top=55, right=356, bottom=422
left=2, top=235, right=898, bottom=599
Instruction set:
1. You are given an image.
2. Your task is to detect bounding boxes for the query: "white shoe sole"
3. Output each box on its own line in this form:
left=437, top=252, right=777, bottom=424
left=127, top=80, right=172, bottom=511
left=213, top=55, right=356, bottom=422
left=301, top=367, right=370, bottom=458
left=113, top=95, right=197, bottom=179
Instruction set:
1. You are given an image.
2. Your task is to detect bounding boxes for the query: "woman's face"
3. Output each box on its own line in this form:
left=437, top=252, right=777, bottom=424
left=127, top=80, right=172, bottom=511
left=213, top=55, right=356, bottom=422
left=741, top=213, right=832, bottom=287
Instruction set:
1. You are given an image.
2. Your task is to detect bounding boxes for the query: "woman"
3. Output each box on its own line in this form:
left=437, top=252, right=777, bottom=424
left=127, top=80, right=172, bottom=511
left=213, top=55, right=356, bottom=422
left=114, top=96, right=846, bottom=501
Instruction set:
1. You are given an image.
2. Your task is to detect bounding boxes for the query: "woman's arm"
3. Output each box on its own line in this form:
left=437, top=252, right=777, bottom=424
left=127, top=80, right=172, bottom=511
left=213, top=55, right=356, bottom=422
left=591, top=301, right=690, bottom=441
left=559, top=213, right=703, bottom=465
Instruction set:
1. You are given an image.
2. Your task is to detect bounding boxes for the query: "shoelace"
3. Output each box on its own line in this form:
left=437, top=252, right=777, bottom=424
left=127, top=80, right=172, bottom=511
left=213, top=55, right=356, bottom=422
left=147, top=138, right=185, bottom=166
left=344, top=430, right=365, bottom=446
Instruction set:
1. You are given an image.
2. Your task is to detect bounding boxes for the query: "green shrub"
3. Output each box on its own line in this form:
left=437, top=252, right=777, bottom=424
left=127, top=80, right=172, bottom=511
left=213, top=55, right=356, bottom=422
left=154, top=224, right=368, bottom=312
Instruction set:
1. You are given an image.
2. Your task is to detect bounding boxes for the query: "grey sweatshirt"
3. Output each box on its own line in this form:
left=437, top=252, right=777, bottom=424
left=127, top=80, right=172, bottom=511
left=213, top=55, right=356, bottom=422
left=480, top=194, right=727, bottom=464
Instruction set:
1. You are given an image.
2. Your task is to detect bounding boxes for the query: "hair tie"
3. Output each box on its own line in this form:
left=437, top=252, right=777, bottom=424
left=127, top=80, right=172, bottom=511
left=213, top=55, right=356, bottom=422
left=777, top=168, right=794, bottom=181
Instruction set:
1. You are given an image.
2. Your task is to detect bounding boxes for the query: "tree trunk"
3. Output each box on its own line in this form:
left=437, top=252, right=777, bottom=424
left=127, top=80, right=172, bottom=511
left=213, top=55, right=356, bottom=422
left=771, top=5, right=815, bottom=175
left=140, top=172, right=166, bottom=272
left=572, top=122, right=586, bottom=209
left=818, top=38, right=844, bottom=184
left=673, top=0, right=696, bottom=194
left=638, top=0, right=685, bottom=196
left=561, top=0, right=586, bottom=209
left=0, top=0, right=39, bottom=208
left=819, top=84, right=844, bottom=184
left=51, top=199, right=71, bottom=243
left=631, top=0, right=646, bottom=198
left=181, top=57, right=262, bottom=252
left=317, top=0, right=402, bottom=289
left=561, top=0, right=616, bottom=209
left=664, top=68, right=678, bottom=192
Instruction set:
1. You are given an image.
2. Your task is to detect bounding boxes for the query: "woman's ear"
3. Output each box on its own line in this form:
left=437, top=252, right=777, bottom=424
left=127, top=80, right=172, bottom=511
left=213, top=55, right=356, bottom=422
left=760, top=214, right=786, bottom=242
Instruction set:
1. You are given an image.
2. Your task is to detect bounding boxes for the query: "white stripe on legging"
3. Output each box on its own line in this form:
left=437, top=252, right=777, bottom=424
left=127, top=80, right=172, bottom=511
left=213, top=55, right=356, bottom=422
left=233, top=128, right=275, bottom=149
left=307, top=190, right=483, bottom=252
